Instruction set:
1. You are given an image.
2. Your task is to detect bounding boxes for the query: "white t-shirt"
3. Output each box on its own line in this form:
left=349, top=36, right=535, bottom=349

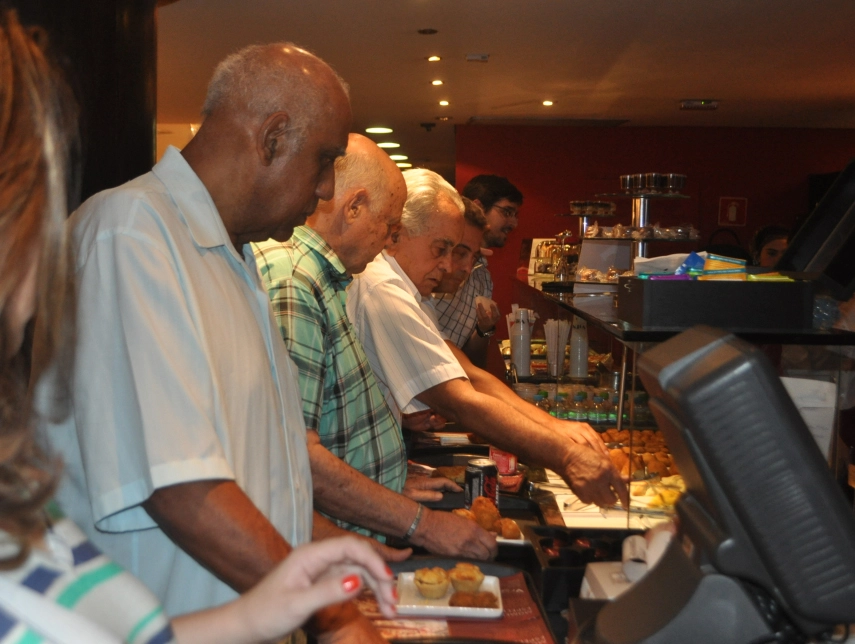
left=346, top=251, right=467, bottom=421
left=43, top=147, right=313, bottom=617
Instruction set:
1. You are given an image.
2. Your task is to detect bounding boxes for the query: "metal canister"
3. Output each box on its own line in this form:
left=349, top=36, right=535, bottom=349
left=464, top=458, right=499, bottom=509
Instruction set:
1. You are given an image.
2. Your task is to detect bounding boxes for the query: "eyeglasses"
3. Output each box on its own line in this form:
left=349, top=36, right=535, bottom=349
left=493, top=204, right=518, bottom=220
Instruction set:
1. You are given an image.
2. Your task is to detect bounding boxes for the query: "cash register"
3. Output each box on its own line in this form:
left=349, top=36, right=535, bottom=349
left=574, top=326, right=855, bottom=643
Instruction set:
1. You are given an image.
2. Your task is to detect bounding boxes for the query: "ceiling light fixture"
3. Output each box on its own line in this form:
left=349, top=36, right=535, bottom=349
left=396, top=162, right=413, bottom=168
left=542, top=100, right=554, bottom=106
left=465, top=53, right=489, bottom=63
left=365, top=126, right=393, bottom=134
left=431, top=80, right=443, bottom=86
left=427, top=55, right=441, bottom=62
left=680, top=99, right=718, bottom=111
left=439, top=100, right=449, bottom=106
left=377, top=142, right=401, bottom=148
left=389, top=154, right=408, bottom=161
left=435, top=116, right=452, bottom=121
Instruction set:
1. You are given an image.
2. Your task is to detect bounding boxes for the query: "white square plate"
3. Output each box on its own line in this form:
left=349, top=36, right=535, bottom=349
left=396, top=573, right=503, bottom=618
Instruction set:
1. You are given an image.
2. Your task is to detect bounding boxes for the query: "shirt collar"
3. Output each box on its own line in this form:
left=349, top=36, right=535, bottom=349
left=152, top=146, right=232, bottom=251
left=293, top=226, right=351, bottom=286
left=381, top=251, right=424, bottom=302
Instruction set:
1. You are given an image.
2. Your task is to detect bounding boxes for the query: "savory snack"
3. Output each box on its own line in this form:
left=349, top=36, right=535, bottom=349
left=448, top=562, right=485, bottom=592
left=493, top=517, right=521, bottom=539
left=449, top=590, right=499, bottom=608
left=432, top=465, right=466, bottom=485
left=452, top=508, right=476, bottom=521
left=413, top=567, right=450, bottom=599
left=470, top=496, right=501, bottom=532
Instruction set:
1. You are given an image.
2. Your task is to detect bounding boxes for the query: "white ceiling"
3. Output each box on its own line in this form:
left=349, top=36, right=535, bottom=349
left=157, top=0, right=855, bottom=181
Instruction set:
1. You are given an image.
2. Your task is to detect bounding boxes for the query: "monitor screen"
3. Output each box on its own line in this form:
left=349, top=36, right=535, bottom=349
left=776, top=157, right=855, bottom=300
left=638, top=326, right=855, bottom=635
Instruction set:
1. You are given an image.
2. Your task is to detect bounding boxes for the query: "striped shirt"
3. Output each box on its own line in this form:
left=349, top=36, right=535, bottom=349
left=346, top=252, right=468, bottom=421
left=0, top=518, right=174, bottom=644
left=253, top=228, right=406, bottom=539
left=433, top=257, right=493, bottom=348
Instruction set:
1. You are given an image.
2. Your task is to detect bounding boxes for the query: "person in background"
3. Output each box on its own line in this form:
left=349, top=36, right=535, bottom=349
left=750, top=225, right=789, bottom=267
left=348, top=169, right=627, bottom=509
left=433, top=174, right=523, bottom=368
left=253, top=134, right=496, bottom=560
left=433, top=197, right=491, bottom=302
left=36, top=41, right=388, bottom=642
left=0, top=12, right=394, bottom=644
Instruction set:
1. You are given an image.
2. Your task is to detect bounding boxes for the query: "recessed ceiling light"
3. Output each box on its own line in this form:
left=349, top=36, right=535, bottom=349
left=427, top=55, right=441, bottom=62
left=439, top=100, right=449, bottom=106
left=435, top=116, right=452, bottom=121
left=431, top=80, right=443, bottom=86
left=377, top=142, right=401, bottom=148
left=417, top=28, right=438, bottom=35
left=680, top=99, right=718, bottom=111
left=542, top=100, right=554, bottom=106
left=365, top=126, right=393, bottom=134
left=396, top=162, right=413, bottom=168
left=389, top=154, right=408, bottom=161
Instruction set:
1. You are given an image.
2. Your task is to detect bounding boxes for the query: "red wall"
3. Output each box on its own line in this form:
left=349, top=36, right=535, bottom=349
left=455, top=125, right=855, bottom=337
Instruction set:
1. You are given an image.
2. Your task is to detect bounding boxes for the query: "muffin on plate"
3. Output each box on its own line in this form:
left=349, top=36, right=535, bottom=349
left=413, top=566, right=450, bottom=599
left=448, top=562, right=485, bottom=592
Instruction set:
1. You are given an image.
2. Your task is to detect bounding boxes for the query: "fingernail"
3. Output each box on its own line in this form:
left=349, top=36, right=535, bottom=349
left=342, top=574, right=361, bottom=593
left=393, top=586, right=399, bottom=600
left=384, top=565, right=393, bottom=577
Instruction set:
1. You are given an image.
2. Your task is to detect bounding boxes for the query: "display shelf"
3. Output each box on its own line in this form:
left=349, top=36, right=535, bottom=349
left=595, top=192, right=690, bottom=200
left=580, top=238, right=698, bottom=243
left=537, top=285, right=855, bottom=346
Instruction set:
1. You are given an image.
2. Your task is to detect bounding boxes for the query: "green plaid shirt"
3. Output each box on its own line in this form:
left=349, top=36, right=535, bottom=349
left=253, top=227, right=405, bottom=538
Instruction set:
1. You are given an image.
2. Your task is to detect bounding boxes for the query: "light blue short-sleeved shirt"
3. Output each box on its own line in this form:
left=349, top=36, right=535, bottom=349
left=43, top=147, right=313, bottom=617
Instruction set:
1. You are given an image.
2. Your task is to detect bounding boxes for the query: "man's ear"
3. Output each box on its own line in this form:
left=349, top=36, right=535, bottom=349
left=385, top=227, right=403, bottom=254
left=473, top=198, right=485, bottom=211
left=257, top=112, right=292, bottom=165
left=343, top=188, right=369, bottom=224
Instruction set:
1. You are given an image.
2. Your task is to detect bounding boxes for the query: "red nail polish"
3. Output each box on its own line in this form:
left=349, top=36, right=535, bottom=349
left=393, top=586, right=399, bottom=600
left=384, top=565, right=393, bottom=577
left=342, top=574, right=361, bottom=593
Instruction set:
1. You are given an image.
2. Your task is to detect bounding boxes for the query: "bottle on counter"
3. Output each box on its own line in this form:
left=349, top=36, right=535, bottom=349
left=553, top=393, right=569, bottom=420
left=590, top=395, right=608, bottom=426
left=608, top=394, right=620, bottom=424
left=569, top=392, right=588, bottom=421
left=534, top=394, right=551, bottom=414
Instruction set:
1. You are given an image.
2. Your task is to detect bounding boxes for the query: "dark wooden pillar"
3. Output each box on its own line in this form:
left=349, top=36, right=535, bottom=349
left=11, top=0, right=158, bottom=202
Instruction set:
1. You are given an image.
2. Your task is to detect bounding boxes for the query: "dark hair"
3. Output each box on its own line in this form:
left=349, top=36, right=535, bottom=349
left=750, top=225, right=789, bottom=258
left=461, top=174, right=523, bottom=212
left=462, top=196, right=487, bottom=231
left=0, top=8, right=77, bottom=569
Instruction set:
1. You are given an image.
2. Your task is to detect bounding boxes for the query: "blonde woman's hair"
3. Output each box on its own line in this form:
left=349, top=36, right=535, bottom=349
left=0, top=9, right=77, bottom=568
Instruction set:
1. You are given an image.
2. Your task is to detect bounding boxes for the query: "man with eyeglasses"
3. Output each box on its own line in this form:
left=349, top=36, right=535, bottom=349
left=433, top=175, right=524, bottom=368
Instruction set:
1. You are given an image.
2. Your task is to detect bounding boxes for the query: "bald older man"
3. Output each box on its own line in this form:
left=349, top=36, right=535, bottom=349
left=253, top=134, right=496, bottom=560
left=348, top=169, right=628, bottom=509
left=46, top=44, right=383, bottom=642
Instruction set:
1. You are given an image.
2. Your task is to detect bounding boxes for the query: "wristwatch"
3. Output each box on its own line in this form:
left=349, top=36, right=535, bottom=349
left=475, top=323, right=496, bottom=338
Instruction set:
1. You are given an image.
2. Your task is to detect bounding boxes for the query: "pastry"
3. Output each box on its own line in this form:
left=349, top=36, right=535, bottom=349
left=452, top=508, right=476, bottom=521
left=470, top=496, right=501, bottom=532
left=493, top=517, right=521, bottom=539
left=449, top=590, right=499, bottom=608
left=448, top=562, right=485, bottom=592
left=413, top=567, right=450, bottom=599
left=432, top=466, right=466, bottom=485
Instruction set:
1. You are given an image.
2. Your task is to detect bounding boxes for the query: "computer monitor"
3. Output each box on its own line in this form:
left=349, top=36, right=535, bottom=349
left=590, top=326, right=855, bottom=643
left=776, top=157, right=855, bottom=300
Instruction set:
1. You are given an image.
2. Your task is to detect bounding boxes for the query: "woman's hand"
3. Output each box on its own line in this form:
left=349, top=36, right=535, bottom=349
left=172, top=537, right=396, bottom=644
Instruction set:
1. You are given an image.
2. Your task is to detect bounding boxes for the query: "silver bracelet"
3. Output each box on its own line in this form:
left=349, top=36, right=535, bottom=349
left=404, top=503, right=424, bottom=540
